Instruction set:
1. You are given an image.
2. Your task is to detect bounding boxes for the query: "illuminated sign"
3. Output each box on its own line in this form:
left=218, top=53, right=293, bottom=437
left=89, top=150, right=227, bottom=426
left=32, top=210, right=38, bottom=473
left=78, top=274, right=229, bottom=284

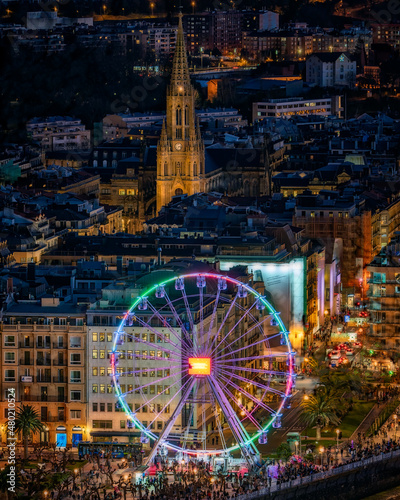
left=188, top=357, right=211, bottom=376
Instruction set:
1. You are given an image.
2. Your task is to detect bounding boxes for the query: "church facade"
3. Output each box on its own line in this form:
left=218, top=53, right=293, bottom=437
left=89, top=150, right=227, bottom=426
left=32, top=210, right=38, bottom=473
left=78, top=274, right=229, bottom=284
left=156, top=14, right=205, bottom=212
left=95, top=14, right=273, bottom=232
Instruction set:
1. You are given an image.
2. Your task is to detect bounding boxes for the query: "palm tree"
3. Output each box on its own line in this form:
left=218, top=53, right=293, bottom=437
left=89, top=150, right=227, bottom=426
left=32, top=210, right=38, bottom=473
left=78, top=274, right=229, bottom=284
left=12, top=404, right=44, bottom=460
left=301, top=390, right=341, bottom=439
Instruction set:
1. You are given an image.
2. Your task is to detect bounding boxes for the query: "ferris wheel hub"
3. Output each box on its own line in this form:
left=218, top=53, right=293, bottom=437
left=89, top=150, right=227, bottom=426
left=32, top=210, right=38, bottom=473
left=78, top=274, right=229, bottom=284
left=188, top=357, right=212, bottom=376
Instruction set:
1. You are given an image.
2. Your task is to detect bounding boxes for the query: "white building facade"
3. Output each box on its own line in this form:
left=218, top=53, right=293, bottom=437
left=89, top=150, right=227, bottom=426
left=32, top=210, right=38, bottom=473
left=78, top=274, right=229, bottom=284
left=306, top=52, right=356, bottom=87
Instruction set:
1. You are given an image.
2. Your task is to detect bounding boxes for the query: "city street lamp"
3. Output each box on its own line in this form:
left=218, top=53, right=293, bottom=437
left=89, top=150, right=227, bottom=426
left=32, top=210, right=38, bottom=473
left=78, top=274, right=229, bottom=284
left=319, top=446, right=324, bottom=466
left=191, top=1, right=195, bottom=14
left=394, top=415, right=397, bottom=439
left=294, top=440, right=299, bottom=455
left=150, top=2, right=155, bottom=16
left=336, top=429, right=340, bottom=462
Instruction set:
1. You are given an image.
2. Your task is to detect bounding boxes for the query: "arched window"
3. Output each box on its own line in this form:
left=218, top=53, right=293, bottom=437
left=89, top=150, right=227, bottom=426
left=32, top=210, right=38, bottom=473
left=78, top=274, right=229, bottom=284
left=93, top=160, right=98, bottom=167
left=184, top=106, right=189, bottom=125
left=175, top=188, right=183, bottom=196
left=164, top=162, right=168, bottom=176
left=176, top=107, right=182, bottom=126
left=193, top=162, right=197, bottom=176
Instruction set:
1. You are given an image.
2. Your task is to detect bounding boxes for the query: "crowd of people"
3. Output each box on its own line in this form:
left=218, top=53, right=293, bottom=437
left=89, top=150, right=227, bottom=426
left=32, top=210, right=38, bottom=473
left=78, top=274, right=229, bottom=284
left=51, top=429, right=400, bottom=500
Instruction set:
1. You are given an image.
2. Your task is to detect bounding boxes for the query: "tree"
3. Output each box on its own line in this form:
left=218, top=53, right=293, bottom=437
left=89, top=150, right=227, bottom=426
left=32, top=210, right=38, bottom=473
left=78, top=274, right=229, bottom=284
left=276, top=443, right=292, bottom=462
left=300, top=389, right=341, bottom=439
left=12, top=404, right=44, bottom=460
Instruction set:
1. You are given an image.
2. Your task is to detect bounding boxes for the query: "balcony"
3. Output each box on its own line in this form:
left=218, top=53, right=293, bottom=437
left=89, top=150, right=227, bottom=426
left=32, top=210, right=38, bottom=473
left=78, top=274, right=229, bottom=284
left=37, top=377, right=52, bottom=383
left=53, top=343, right=66, bottom=349
left=70, top=379, right=82, bottom=383
left=46, top=416, right=66, bottom=422
left=53, top=377, right=65, bottom=383
left=19, top=342, right=33, bottom=348
left=52, top=360, right=67, bottom=366
left=36, top=359, right=51, bottom=366
left=37, top=344, right=51, bottom=349
left=20, top=359, right=34, bottom=365
left=21, top=396, right=68, bottom=403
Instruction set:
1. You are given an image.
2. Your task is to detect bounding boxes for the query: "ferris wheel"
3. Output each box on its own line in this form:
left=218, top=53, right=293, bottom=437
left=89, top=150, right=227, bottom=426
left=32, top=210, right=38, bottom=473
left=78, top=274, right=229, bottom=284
left=111, top=272, right=295, bottom=467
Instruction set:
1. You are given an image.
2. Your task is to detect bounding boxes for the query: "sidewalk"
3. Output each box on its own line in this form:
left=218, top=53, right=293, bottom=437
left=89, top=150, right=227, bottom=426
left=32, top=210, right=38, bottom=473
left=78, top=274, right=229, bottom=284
left=349, top=402, right=381, bottom=441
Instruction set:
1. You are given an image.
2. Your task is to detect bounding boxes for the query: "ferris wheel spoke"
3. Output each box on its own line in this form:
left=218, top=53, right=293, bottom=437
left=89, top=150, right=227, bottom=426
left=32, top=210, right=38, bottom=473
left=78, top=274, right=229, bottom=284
left=182, top=380, right=197, bottom=450
left=118, top=364, right=181, bottom=377
left=217, top=372, right=275, bottom=414
left=207, top=387, right=228, bottom=452
left=206, top=292, right=239, bottom=354
left=123, top=336, right=183, bottom=359
left=217, top=364, right=289, bottom=378
left=132, top=312, right=190, bottom=356
left=147, top=375, right=193, bottom=429
left=219, top=367, right=286, bottom=397
left=209, top=300, right=258, bottom=358
left=204, top=288, right=220, bottom=354
left=120, top=368, right=186, bottom=397
left=218, top=353, right=288, bottom=364
left=132, top=376, right=186, bottom=414
left=208, top=376, right=258, bottom=456
left=215, top=331, right=283, bottom=361
left=145, top=377, right=196, bottom=465
left=219, top=382, right=262, bottom=430
left=181, top=286, right=195, bottom=337
left=163, top=290, right=194, bottom=349
left=145, top=300, right=193, bottom=356
left=212, top=314, right=277, bottom=359
left=199, top=285, right=204, bottom=342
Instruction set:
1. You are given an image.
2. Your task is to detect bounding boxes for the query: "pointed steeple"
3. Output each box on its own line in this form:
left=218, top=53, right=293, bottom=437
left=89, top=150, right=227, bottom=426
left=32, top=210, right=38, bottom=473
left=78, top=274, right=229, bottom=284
left=170, top=12, right=191, bottom=89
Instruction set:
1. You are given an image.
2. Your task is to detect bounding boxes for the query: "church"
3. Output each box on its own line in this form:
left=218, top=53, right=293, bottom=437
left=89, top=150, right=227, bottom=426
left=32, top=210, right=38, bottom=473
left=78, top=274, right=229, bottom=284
left=156, top=13, right=269, bottom=212
left=96, top=14, right=272, bottom=233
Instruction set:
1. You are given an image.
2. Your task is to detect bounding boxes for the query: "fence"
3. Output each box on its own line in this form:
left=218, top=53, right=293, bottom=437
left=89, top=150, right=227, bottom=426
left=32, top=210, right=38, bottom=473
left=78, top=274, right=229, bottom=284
left=366, top=400, right=400, bottom=437
left=235, top=448, right=400, bottom=500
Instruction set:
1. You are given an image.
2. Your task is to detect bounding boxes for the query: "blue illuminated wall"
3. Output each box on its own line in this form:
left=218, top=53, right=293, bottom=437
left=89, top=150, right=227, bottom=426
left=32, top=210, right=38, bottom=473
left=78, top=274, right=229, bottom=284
left=219, top=258, right=306, bottom=350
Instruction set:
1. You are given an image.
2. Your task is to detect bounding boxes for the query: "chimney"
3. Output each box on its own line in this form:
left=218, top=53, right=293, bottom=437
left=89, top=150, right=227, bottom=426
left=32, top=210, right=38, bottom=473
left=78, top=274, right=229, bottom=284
left=6, top=278, right=13, bottom=294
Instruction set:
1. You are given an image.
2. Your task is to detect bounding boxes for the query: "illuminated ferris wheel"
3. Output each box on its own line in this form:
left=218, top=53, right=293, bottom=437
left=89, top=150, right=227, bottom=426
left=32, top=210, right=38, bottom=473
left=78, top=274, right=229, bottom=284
left=111, top=272, right=295, bottom=466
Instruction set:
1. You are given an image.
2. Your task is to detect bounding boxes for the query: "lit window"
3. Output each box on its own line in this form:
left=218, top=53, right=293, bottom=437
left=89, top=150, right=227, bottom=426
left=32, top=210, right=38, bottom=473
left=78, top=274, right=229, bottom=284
left=4, top=352, right=15, bottom=363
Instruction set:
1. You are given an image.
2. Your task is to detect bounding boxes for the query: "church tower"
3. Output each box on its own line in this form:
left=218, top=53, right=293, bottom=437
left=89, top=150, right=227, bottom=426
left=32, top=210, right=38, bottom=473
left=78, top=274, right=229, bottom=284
left=156, top=13, right=205, bottom=212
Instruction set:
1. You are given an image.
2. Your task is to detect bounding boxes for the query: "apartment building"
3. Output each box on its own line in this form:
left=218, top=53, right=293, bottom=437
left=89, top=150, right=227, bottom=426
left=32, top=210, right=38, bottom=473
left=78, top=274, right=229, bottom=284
left=252, top=96, right=344, bottom=121
left=26, top=116, right=91, bottom=152
left=0, top=297, right=87, bottom=447
left=306, top=52, right=356, bottom=87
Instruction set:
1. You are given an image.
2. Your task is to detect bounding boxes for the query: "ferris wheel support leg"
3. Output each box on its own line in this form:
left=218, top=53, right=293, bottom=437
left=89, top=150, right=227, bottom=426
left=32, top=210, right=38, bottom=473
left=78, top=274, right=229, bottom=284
left=208, top=376, right=259, bottom=470
left=145, top=377, right=196, bottom=466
